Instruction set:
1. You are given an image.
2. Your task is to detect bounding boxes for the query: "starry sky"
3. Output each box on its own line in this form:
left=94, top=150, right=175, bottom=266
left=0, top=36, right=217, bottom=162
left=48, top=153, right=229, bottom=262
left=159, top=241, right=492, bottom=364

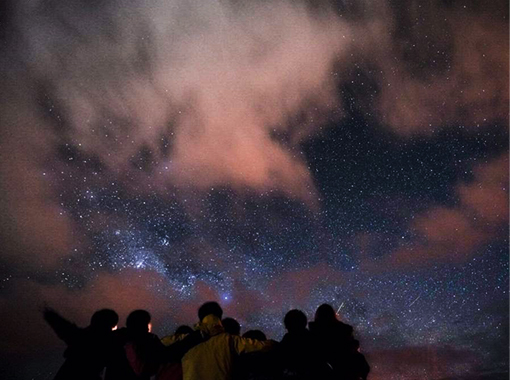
left=0, top=0, right=508, bottom=379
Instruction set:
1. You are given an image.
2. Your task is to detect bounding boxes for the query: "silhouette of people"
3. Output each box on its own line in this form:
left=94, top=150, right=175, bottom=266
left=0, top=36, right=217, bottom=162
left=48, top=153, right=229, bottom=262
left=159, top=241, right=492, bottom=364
left=279, top=309, right=317, bottom=380
left=222, top=318, right=241, bottom=335
left=44, top=301, right=369, bottom=380
left=43, top=307, right=118, bottom=380
left=181, top=301, right=275, bottom=380
left=308, top=304, right=369, bottom=380
left=105, top=309, right=163, bottom=380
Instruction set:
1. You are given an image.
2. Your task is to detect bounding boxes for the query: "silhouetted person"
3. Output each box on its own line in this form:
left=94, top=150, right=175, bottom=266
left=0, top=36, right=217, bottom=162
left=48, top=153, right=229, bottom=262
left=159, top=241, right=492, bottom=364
left=279, top=309, right=317, bottom=380
left=237, top=330, right=280, bottom=380
left=345, top=340, right=370, bottom=380
left=43, top=307, right=118, bottom=380
left=222, top=317, right=241, bottom=335
left=182, top=301, right=275, bottom=380
left=308, top=304, right=369, bottom=380
left=106, top=309, right=163, bottom=380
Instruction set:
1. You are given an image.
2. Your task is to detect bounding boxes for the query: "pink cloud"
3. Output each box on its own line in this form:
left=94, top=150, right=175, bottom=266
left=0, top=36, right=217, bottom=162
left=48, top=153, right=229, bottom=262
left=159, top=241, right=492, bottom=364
left=0, top=100, right=76, bottom=270
left=458, top=154, right=509, bottom=224
left=354, top=3, right=509, bottom=135
left=389, top=153, right=508, bottom=266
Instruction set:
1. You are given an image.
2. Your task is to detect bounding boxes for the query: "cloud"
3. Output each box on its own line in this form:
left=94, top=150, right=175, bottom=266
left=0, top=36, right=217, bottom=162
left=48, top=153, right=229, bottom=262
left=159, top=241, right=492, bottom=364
left=8, top=0, right=350, bottom=206
left=0, top=0, right=353, bottom=273
left=389, top=153, right=508, bottom=266
left=1, top=2, right=506, bottom=275
left=0, top=90, right=76, bottom=270
left=351, top=1, right=509, bottom=135
left=458, top=153, right=509, bottom=224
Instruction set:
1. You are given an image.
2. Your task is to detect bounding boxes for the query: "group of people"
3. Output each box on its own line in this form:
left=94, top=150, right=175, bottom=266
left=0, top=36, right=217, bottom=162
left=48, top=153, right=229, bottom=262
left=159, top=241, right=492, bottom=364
left=44, top=301, right=370, bottom=380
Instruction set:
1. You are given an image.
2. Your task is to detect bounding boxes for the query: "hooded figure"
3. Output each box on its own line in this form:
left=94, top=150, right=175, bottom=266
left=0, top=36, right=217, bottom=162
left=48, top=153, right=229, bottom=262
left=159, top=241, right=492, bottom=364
left=43, top=307, right=118, bottom=380
left=182, top=302, right=274, bottom=380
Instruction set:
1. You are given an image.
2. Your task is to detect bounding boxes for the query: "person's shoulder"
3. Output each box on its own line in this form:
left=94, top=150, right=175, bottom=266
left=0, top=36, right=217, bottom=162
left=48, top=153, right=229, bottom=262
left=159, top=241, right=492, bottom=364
left=280, top=332, right=291, bottom=343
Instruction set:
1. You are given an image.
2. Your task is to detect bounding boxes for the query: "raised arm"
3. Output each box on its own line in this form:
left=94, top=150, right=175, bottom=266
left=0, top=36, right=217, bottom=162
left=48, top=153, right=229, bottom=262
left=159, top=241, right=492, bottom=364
left=42, top=307, right=80, bottom=344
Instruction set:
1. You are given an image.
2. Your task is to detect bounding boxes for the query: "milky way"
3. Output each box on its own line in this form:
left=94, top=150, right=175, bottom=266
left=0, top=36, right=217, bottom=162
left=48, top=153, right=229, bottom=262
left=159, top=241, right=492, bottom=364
left=0, top=1, right=508, bottom=379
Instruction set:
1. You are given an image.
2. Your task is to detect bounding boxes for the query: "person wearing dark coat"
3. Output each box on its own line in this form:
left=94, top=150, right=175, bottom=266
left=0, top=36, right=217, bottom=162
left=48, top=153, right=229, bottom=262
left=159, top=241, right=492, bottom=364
left=236, top=330, right=279, bottom=380
left=43, top=307, right=119, bottom=380
left=279, top=309, right=319, bottom=380
left=105, top=310, right=162, bottom=380
left=308, top=304, right=370, bottom=380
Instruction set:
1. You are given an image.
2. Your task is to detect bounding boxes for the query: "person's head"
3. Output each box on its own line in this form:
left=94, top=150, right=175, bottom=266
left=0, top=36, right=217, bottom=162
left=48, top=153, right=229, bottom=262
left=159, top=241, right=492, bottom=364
left=314, top=304, right=338, bottom=324
left=284, top=309, right=307, bottom=333
left=222, top=317, right=241, bottom=335
left=243, top=329, right=266, bottom=341
left=126, top=310, right=151, bottom=333
left=198, top=301, right=223, bottom=321
left=175, top=325, right=193, bottom=335
left=90, top=309, right=119, bottom=331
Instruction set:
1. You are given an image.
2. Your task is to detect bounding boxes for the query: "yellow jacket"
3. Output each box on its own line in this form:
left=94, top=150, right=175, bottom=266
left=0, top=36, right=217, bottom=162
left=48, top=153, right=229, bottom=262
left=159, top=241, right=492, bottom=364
left=182, top=315, right=273, bottom=380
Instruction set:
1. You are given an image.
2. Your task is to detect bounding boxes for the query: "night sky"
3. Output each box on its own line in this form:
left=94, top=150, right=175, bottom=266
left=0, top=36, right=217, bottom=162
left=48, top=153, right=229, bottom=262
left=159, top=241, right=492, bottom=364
left=0, top=1, right=508, bottom=379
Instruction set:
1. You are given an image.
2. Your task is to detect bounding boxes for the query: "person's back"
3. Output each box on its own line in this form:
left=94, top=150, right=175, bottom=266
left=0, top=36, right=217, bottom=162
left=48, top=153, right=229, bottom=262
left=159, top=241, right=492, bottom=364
left=279, top=310, right=317, bottom=380
left=343, top=340, right=370, bottom=380
left=308, top=304, right=369, bottom=380
left=237, top=330, right=278, bottom=380
left=182, top=302, right=274, bottom=380
left=43, top=307, right=118, bottom=380
left=106, top=310, right=163, bottom=380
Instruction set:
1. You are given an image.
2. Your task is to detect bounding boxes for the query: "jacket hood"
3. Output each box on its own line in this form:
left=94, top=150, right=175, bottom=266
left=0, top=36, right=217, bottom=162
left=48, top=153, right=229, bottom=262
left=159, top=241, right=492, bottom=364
left=195, top=314, right=225, bottom=337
